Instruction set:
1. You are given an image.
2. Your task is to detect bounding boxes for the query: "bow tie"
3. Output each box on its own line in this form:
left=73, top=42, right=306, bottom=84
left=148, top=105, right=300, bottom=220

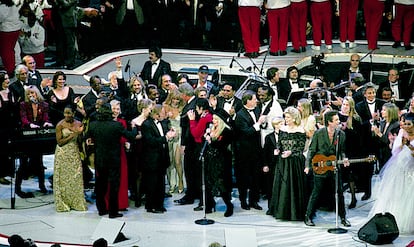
left=390, top=82, right=398, bottom=87
left=152, top=62, right=157, bottom=66
left=367, top=101, right=376, bottom=105
left=291, top=80, right=298, bottom=84
left=247, top=109, right=255, bottom=112
left=224, top=99, right=233, bottom=103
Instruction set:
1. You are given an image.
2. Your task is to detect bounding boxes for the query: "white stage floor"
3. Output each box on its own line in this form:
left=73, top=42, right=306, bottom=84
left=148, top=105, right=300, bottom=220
left=0, top=155, right=413, bottom=247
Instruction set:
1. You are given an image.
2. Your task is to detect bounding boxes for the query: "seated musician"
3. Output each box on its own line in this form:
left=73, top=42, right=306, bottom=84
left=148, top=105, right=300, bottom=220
left=16, top=86, right=53, bottom=198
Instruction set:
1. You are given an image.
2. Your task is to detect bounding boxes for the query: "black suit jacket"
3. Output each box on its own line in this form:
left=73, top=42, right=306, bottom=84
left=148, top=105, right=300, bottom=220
left=377, top=80, right=410, bottom=102
left=141, top=118, right=170, bottom=172
left=216, top=96, right=243, bottom=125
left=87, top=120, right=136, bottom=169
left=263, top=132, right=279, bottom=169
left=9, top=80, right=26, bottom=103
left=81, top=90, right=99, bottom=118
left=140, top=59, right=171, bottom=86
left=234, top=107, right=262, bottom=163
left=355, top=99, right=386, bottom=125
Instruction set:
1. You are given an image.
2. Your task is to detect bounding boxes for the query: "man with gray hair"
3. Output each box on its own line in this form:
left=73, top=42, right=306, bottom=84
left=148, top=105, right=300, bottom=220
left=174, top=83, right=198, bottom=205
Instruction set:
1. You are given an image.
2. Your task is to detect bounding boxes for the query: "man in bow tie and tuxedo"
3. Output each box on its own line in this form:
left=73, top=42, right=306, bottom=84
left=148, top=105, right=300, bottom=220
left=355, top=84, right=385, bottom=201
left=234, top=90, right=267, bottom=211
left=140, top=46, right=171, bottom=86
left=377, top=68, right=411, bottom=105
left=215, top=82, right=243, bottom=123
left=266, top=67, right=290, bottom=102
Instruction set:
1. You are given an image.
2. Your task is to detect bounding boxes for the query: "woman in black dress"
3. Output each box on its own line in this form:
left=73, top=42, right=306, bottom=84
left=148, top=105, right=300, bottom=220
left=204, top=112, right=234, bottom=217
left=268, top=107, right=307, bottom=221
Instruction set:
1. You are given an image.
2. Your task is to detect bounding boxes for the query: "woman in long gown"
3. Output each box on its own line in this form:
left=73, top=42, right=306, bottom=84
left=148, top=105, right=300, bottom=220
left=338, top=96, right=363, bottom=209
left=268, top=107, right=306, bottom=221
left=105, top=99, right=129, bottom=211
left=130, top=99, right=154, bottom=207
left=162, top=89, right=185, bottom=194
left=204, top=113, right=234, bottom=217
left=54, top=106, right=87, bottom=212
left=369, top=112, right=414, bottom=234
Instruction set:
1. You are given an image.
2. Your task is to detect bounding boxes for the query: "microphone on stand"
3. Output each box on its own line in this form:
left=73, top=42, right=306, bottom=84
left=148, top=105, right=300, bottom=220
left=124, top=59, right=130, bottom=72
left=229, top=56, right=235, bottom=68
left=205, top=123, right=213, bottom=136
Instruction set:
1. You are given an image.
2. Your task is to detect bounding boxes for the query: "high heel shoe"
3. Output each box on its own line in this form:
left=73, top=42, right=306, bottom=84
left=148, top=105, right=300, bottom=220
left=224, top=203, right=234, bottom=217
left=348, top=199, right=357, bottom=209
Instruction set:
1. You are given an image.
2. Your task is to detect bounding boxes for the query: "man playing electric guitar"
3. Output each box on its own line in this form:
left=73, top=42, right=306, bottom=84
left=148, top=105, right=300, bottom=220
left=304, top=110, right=351, bottom=227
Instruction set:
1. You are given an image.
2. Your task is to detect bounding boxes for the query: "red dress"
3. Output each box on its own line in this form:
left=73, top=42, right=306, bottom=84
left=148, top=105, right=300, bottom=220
left=105, top=118, right=129, bottom=210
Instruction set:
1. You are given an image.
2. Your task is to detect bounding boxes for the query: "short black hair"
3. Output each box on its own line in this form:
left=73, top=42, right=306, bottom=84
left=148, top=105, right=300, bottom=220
left=149, top=46, right=162, bottom=58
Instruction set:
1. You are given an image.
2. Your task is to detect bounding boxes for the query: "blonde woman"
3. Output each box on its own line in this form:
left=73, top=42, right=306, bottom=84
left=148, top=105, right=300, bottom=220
left=338, top=96, right=363, bottom=209
left=268, top=107, right=306, bottom=221
left=297, top=98, right=316, bottom=154
left=162, top=89, right=185, bottom=194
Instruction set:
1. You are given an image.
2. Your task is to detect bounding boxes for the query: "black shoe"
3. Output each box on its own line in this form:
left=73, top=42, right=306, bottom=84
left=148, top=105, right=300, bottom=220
left=266, top=210, right=272, bottom=215
left=301, top=47, right=306, bottom=52
left=109, top=213, right=123, bottom=218
left=135, top=199, right=142, bottom=208
left=224, top=204, right=234, bottom=217
left=269, top=52, right=279, bottom=56
left=249, top=202, right=262, bottom=210
left=252, top=52, right=259, bottom=58
left=39, top=187, right=48, bottom=194
left=147, top=209, right=163, bottom=214
left=240, top=201, right=250, bottom=210
left=291, top=49, right=301, bottom=53
left=361, top=193, right=371, bottom=201
left=161, top=207, right=167, bottom=212
left=193, top=205, right=203, bottom=211
left=279, top=50, right=287, bottom=56
left=341, top=218, right=351, bottom=227
left=16, top=190, right=34, bottom=198
left=164, top=192, right=172, bottom=198
left=98, top=210, right=108, bottom=216
left=405, top=45, right=413, bottom=50
left=348, top=199, right=357, bottom=209
left=392, top=41, right=401, bottom=48
left=304, top=216, right=315, bottom=226
left=174, top=197, right=194, bottom=205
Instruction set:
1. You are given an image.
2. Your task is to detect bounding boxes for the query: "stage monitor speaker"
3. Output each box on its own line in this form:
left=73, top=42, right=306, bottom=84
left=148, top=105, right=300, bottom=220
left=91, top=218, right=128, bottom=244
left=358, top=212, right=399, bottom=245
left=225, top=228, right=257, bottom=247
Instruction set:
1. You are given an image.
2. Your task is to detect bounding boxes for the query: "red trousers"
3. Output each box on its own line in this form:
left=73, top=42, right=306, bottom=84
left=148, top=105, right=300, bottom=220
left=290, top=1, right=308, bottom=50
left=339, top=0, right=359, bottom=42
left=310, top=1, right=332, bottom=46
left=392, top=3, right=414, bottom=46
left=267, top=6, right=290, bottom=53
left=0, top=30, right=20, bottom=76
left=238, top=6, right=261, bottom=53
left=363, top=0, right=384, bottom=50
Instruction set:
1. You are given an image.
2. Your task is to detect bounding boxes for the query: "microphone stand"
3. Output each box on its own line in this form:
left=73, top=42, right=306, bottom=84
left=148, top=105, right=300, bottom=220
left=195, top=138, right=214, bottom=225
left=260, top=36, right=271, bottom=76
left=328, top=131, right=347, bottom=234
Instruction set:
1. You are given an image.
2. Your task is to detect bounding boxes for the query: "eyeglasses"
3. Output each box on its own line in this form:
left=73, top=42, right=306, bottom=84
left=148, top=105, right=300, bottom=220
left=28, top=62, right=36, bottom=64
left=351, top=60, right=359, bottom=62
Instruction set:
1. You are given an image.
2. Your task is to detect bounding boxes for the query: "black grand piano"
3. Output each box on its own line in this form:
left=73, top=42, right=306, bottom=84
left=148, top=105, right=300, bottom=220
left=7, top=128, right=57, bottom=209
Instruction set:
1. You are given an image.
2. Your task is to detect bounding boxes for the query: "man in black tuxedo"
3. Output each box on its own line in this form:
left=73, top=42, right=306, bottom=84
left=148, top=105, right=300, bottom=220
left=174, top=82, right=197, bottom=205
left=141, top=105, right=176, bottom=213
left=215, top=82, right=243, bottom=124
left=22, top=55, right=52, bottom=97
left=9, top=65, right=29, bottom=103
left=234, top=90, right=267, bottom=211
left=140, top=46, right=171, bottom=86
left=355, top=84, right=386, bottom=201
left=350, top=73, right=366, bottom=105
left=86, top=104, right=137, bottom=218
left=79, top=75, right=103, bottom=119
left=266, top=67, right=290, bottom=102
left=157, top=74, right=172, bottom=104
left=377, top=68, right=411, bottom=104
left=304, top=110, right=351, bottom=227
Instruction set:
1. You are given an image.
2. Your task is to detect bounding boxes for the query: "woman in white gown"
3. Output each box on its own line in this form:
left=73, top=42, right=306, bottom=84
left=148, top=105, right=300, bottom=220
left=369, top=113, right=414, bottom=234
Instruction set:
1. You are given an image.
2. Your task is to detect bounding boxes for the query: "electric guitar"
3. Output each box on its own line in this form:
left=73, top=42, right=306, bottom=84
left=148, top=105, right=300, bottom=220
left=312, top=154, right=376, bottom=175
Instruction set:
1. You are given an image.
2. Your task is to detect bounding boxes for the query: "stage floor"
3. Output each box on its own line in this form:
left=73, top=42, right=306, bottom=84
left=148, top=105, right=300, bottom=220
left=0, top=155, right=413, bottom=247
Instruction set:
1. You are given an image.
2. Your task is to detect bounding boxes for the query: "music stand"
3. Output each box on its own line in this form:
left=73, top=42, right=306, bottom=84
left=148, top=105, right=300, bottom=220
left=195, top=140, right=214, bottom=225
left=287, top=90, right=305, bottom=107
left=328, top=131, right=347, bottom=234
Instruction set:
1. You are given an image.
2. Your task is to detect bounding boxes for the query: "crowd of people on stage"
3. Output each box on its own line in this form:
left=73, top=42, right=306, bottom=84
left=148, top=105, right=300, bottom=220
left=1, top=0, right=414, bottom=72
left=1, top=47, right=414, bottom=233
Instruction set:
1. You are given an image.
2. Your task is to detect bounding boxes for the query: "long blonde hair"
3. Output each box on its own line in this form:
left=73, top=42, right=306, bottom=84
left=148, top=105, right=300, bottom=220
left=343, top=96, right=360, bottom=129
left=211, top=114, right=230, bottom=141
